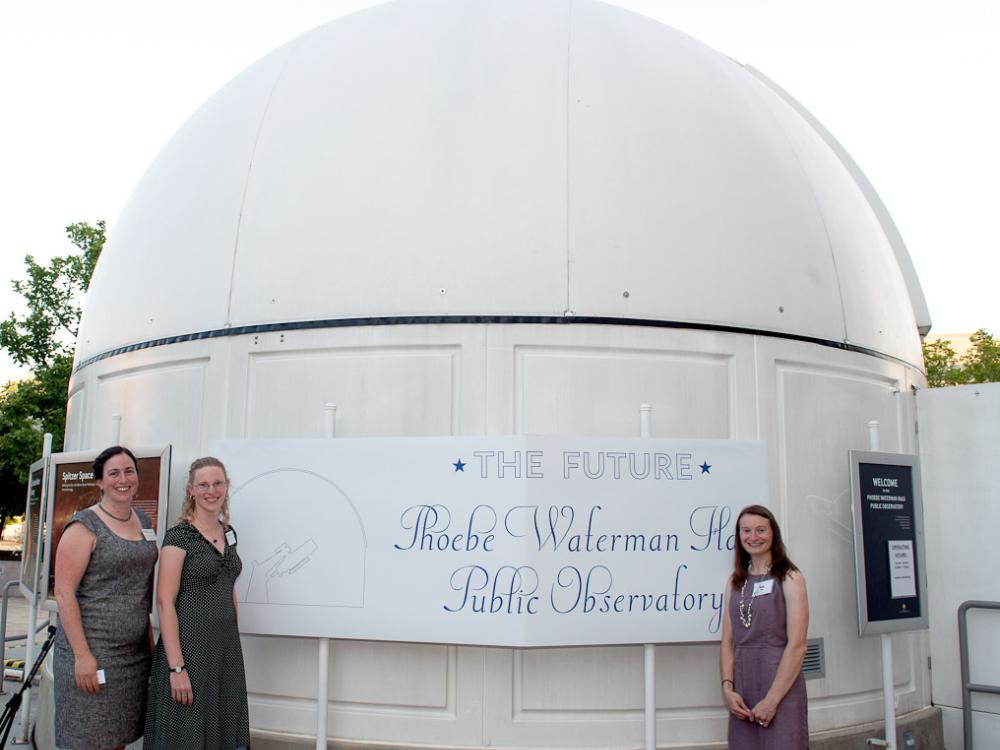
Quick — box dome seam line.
[224,41,301,329]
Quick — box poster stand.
[850,419,929,750]
[19,432,52,742]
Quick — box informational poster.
[887,540,916,599]
[213,436,769,647]
[849,450,928,635]
[41,447,171,606]
[20,457,50,598]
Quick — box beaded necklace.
[99,502,133,522]
[738,564,772,629]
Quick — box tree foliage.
[922,329,1000,388]
[0,221,104,530]
[0,220,103,369]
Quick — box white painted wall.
[918,382,1000,750]
[43,322,931,747]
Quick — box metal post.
[0,580,20,694]
[315,638,329,749]
[314,403,337,749]
[323,404,337,441]
[639,404,656,750]
[111,414,122,445]
[20,433,52,739]
[867,420,896,750]
[867,420,881,453]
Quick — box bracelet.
[721,679,734,688]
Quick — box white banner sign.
[212,437,768,646]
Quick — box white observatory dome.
[76,0,928,371]
[55,3,939,747]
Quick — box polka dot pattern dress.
[144,522,249,749]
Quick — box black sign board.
[849,451,928,635]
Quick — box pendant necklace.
[738,563,772,629]
[99,502,132,522]
[195,521,222,545]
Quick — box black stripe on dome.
[73,315,918,372]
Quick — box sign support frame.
[850,419,929,749]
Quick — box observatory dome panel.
[76,49,293,362]
[746,80,922,362]
[565,0,846,339]
[228,0,572,325]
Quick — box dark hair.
[93,445,138,480]
[731,504,798,589]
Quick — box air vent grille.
[802,638,825,680]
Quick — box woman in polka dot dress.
[144,457,250,749]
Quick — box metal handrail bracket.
[958,599,1000,750]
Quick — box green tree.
[0,220,104,369]
[961,329,1000,384]
[921,337,964,388]
[0,221,104,534]
[922,328,1000,387]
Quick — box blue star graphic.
[453,459,466,472]
[699,461,711,474]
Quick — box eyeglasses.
[193,480,228,492]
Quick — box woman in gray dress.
[53,446,159,750]
[720,505,809,749]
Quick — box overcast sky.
[1,0,997,383]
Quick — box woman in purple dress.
[720,505,809,749]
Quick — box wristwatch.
[170,664,186,673]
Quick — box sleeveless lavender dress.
[728,574,808,749]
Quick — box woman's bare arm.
[720,576,752,720]
[750,571,809,726]
[53,522,99,694]
[156,545,194,705]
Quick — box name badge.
[141,528,157,542]
[752,579,774,596]
[225,529,237,546]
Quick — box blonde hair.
[179,456,231,525]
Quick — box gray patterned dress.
[53,508,158,750]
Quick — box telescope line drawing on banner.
[231,468,367,608]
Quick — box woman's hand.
[170,670,194,706]
[750,694,780,727]
[723,684,752,721]
[73,651,100,694]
